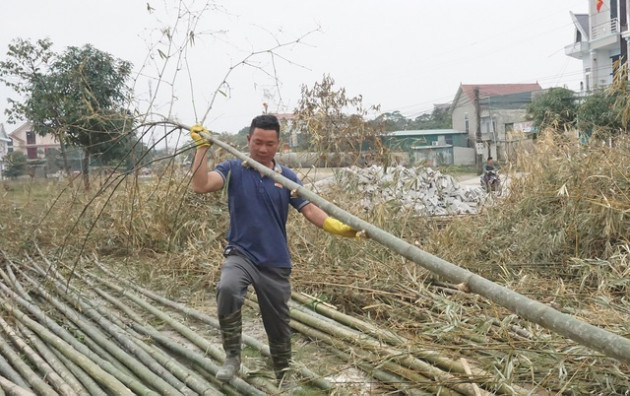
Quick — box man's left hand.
[190,124,211,148]
[323,217,366,239]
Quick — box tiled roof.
[460,83,542,100]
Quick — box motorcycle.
[480,170,501,193]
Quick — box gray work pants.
[216,251,292,342]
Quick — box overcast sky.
[1,0,587,138]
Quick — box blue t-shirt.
[214,159,309,268]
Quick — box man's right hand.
[190,124,211,148]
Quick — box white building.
[566,0,629,92]
[0,124,12,178]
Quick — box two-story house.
[451,83,542,161]
[8,121,60,160]
[566,0,629,92]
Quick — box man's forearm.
[191,148,209,192]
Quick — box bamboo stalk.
[0,375,36,396]
[48,345,107,396]
[0,350,29,390]
[289,318,450,396]
[129,322,266,396]
[66,321,139,380]
[90,259,338,393]
[83,270,281,395]
[0,316,72,396]
[21,265,190,396]
[16,322,89,396]
[21,261,138,381]
[0,284,136,395]
[32,255,265,396]
[195,127,630,366]
[0,258,32,302]
[291,292,530,395]
[0,319,58,396]
[135,339,222,396]
[85,286,222,396]
[282,299,494,396]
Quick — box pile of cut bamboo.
[0,247,560,395]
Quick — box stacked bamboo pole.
[90,258,337,393]
[1,247,543,395]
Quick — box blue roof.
[386,129,466,137]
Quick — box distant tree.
[375,111,410,131]
[3,151,27,179]
[0,38,54,123]
[0,40,135,189]
[526,87,577,132]
[605,62,630,139]
[410,105,452,130]
[577,89,627,139]
[44,148,61,174]
[293,74,385,166]
[375,106,451,132]
[0,38,73,171]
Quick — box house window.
[505,123,514,132]
[26,131,36,145]
[26,131,37,159]
[445,135,453,145]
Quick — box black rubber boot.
[270,337,293,386]
[216,311,242,381]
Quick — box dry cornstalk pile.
[0,132,628,394]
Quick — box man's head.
[249,114,280,137]
[247,114,280,166]
[487,156,493,164]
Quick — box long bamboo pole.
[0,347,29,390]
[48,346,107,396]
[84,272,280,395]
[0,281,140,396]
[89,259,338,393]
[0,316,71,396]
[291,293,534,396]
[16,323,90,396]
[289,319,444,396]
[0,294,135,396]
[193,127,630,365]
[17,268,182,396]
[0,325,58,396]
[22,263,192,396]
[35,257,260,396]
[0,375,35,396]
[247,295,489,396]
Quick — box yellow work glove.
[190,124,211,148]
[323,217,362,238]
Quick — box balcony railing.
[591,17,619,40]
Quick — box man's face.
[247,127,279,165]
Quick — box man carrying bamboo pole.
[190,114,359,386]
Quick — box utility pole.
[474,87,483,174]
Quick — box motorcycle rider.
[482,156,498,191]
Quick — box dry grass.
[1,133,629,393]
